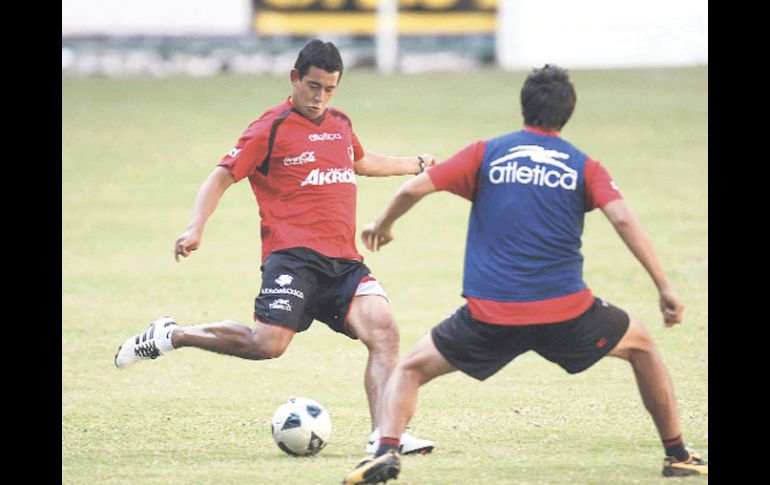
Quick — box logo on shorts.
[269,299,292,312]
[227,147,242,158]
[595,337,608,348]
[275,274,294,287]
[262,287,305,299]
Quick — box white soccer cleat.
[366,428,435,455]
[114,316,178,369]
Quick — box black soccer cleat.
[662,450,708,477]
[342,450,401,485]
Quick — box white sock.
[156,325,177,354]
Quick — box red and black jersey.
[219,98,365,262]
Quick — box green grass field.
[62,66,707,484]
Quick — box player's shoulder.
[524,130,590,161]
[256,100,294,123]
[555,135,590,161]
[241,100,294,136]
[325,106,353,126]
[483,130,525,151]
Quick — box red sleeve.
[351,129,365,162]
[427,141,486,201]
[217,120,270,182]
[584,158,622,211]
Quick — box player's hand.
[361,222,393,252]
[659,288,684,327]
[175,228,202,262]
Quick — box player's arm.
[601,199,684,326]
[175,166,236,261]
[354,150,436,176]
[361,172,437,251]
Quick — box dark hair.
[520,64,576,131]
[294,39,344,81]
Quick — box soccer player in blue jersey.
[343,65,707,484]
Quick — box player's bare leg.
[607,316,707,476]
[172,319,295,360]
[346,295,400,430]
[608,317,681,441]
[343,333,454,485]
[346,295,435,455]
[115,316,294,368]
[379,333,456,441]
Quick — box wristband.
[417,156,426,174]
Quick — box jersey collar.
[287,96,326,125]
[524,126,560,137]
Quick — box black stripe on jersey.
[257,108,293,176]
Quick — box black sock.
[662,434,689,461]
[375,437,400,457]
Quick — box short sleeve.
[427,141,486,201]
[584,158,623,211]
[351,129,365,162]
[218,121,270,182]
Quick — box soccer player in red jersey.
[114,39,434,454]
[343,65,707,484]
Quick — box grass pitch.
[62,66,707,484]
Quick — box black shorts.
[431,298,630,380]
[254,247,382,339]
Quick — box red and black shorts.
[254,247,388,339]
[431,298,630,380]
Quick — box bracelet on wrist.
[417,156,426,174]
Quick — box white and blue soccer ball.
[271,397,332,456]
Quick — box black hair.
[520,64,576,131]
[294,39,344,81]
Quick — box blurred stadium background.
[62,0,707,76]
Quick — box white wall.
[61,0,252,36]
[496,0,708,69]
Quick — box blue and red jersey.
[218,98,365,262]
[427,127,622,325]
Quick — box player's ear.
[290,68,300,84]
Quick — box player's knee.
[360,312,399,352]
[615,318,657,359]
[629,335,659,367]
[240,338,288,360]
[397,356,435,386]
[630,320,656,352]
[241,325,292,360]
[262,336,291,359]
[398,354,421,375]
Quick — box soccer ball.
[271,397,332,456]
